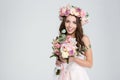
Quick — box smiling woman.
[51,4,93,80]
[65,15,77,37]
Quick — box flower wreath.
[59,4,89,25]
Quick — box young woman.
[55,5,93,80]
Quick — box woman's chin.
[67,32,74,35]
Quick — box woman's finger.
[55,60,61,66]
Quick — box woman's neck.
[67,33,75,38]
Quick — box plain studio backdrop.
[0,0,120,80]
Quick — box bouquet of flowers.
[50,29,66,61]
[50,29,78,75]
[60,35,78,63]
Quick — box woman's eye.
[65,20,70,23]
[73,21,76,24]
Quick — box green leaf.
[50,54,56,58]
[56,69,60,75]
[61,29,66,33]
[52,47,54,50]
[86,12,89,17]
[66,58,69,64]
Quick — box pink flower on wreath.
[80,10,86,17]
[59,7,66,16]
[81,17,89,25]
[65,9,70,16]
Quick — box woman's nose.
[69,23,72,27]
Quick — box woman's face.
[65,15,77,37]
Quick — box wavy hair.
[59,16,86,54]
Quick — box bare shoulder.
[82,34,91,44]
[82,34,92,52]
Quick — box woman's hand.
[69,56,75,62]
[59,55,67,63]
[55,59,62,67]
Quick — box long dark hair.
[59,16,86,54]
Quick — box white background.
[0,0,120,80]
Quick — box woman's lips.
[67,28,73,32]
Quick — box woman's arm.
[55,56,67,66]
[69,35,93,68]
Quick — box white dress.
[54,54,90,80]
